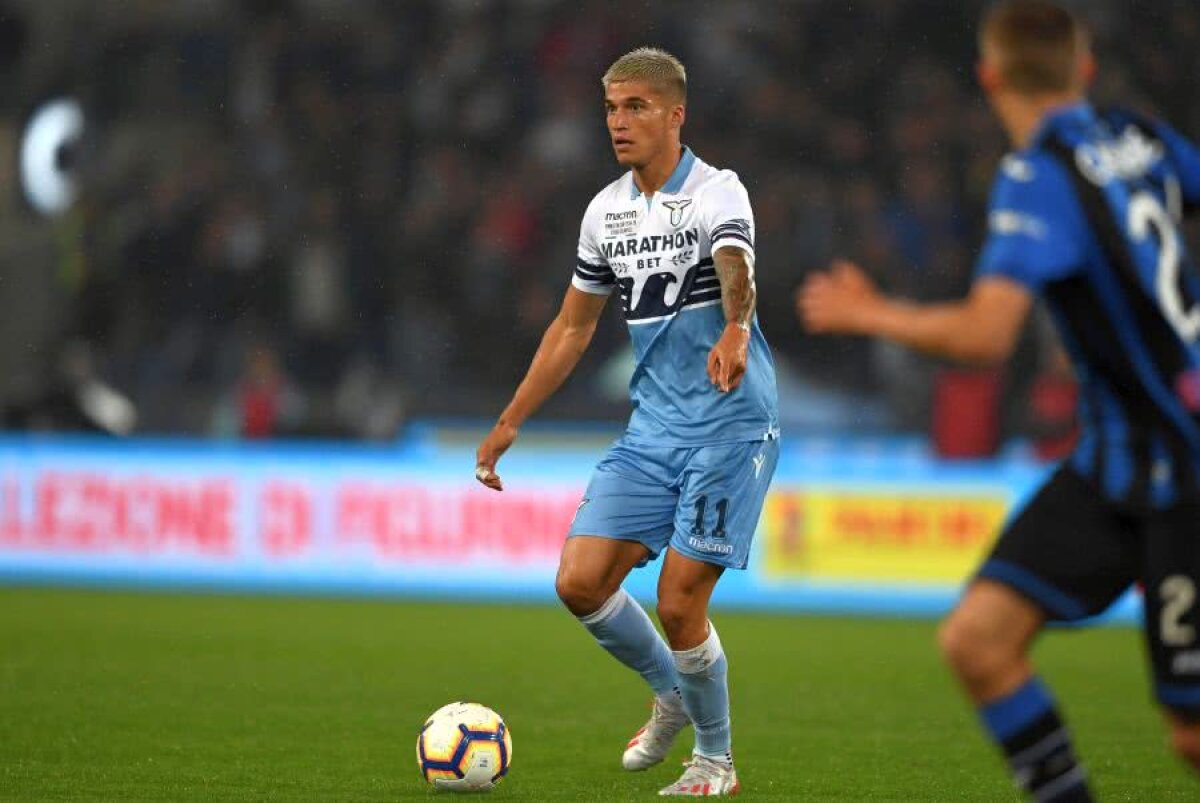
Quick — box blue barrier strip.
[0,563,1141,624]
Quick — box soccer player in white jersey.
[475,47,779,796]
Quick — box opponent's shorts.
[976,465,1200,719]
[567,435,780,570]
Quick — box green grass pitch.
[0,586,1195,800]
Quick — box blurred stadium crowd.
[0,0,1197,445]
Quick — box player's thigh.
[566,439,679,568]
[1140,495,1200,721]
[670,439,779,571]
[975,465,1138,622]
[557,535,650,597]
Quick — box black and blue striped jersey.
[976,102,1200,508]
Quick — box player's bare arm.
[707,245,755,392]
[797,259,1033,366]
[475,287,608,491]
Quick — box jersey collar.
[1028,101,1094,148]
[629,146,696,199]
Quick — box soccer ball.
[416,701,512,792]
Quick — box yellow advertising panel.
[761,486,1010,583]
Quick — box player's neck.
[1004,93,1085,149]
[631,145,684,197]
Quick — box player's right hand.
[796,259,879,334]
[475,422,518,492]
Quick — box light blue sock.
[673,622,731,762]
[579,589,681,700]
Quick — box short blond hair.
[982,0,1088,94]
[602,47,687,103]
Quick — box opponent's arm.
[475,286,608,490]
[798,260,1033,366]
[707,245,756,392]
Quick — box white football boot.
[658,754,740,796]
[622,696,690,771]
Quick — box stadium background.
[1,1,1198,799]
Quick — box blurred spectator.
[211,343,301,440]
[287,188,350,386]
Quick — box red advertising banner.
[0,469,579,567]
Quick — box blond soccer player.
[476,48,780,796]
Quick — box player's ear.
[976,60,1001,94]
[1079,52,1097,86]
[671,102,685,130]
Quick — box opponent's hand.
[797,259,880,334]
[475,422,518,492]
[707,322,750,393]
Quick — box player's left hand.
[797,259,880,334]
[707,322,750,393]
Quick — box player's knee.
[1168,720,1200,771]
[655,592,701,642]
[936,617,966,670]
[937,614,1013,684]
[554,566,611,617]
[654,596,686,637]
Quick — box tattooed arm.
[706,245,756,392]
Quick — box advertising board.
[0,434,1138,622]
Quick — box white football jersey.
[572,147,779,446]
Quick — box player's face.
[604,80,683,168]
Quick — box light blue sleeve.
[974,155,1087,290]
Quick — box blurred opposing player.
[799,1,1200,798]
[476,47,779,796]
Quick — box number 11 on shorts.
[690,496,729,538]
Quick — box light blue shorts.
[568,435,779,570]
